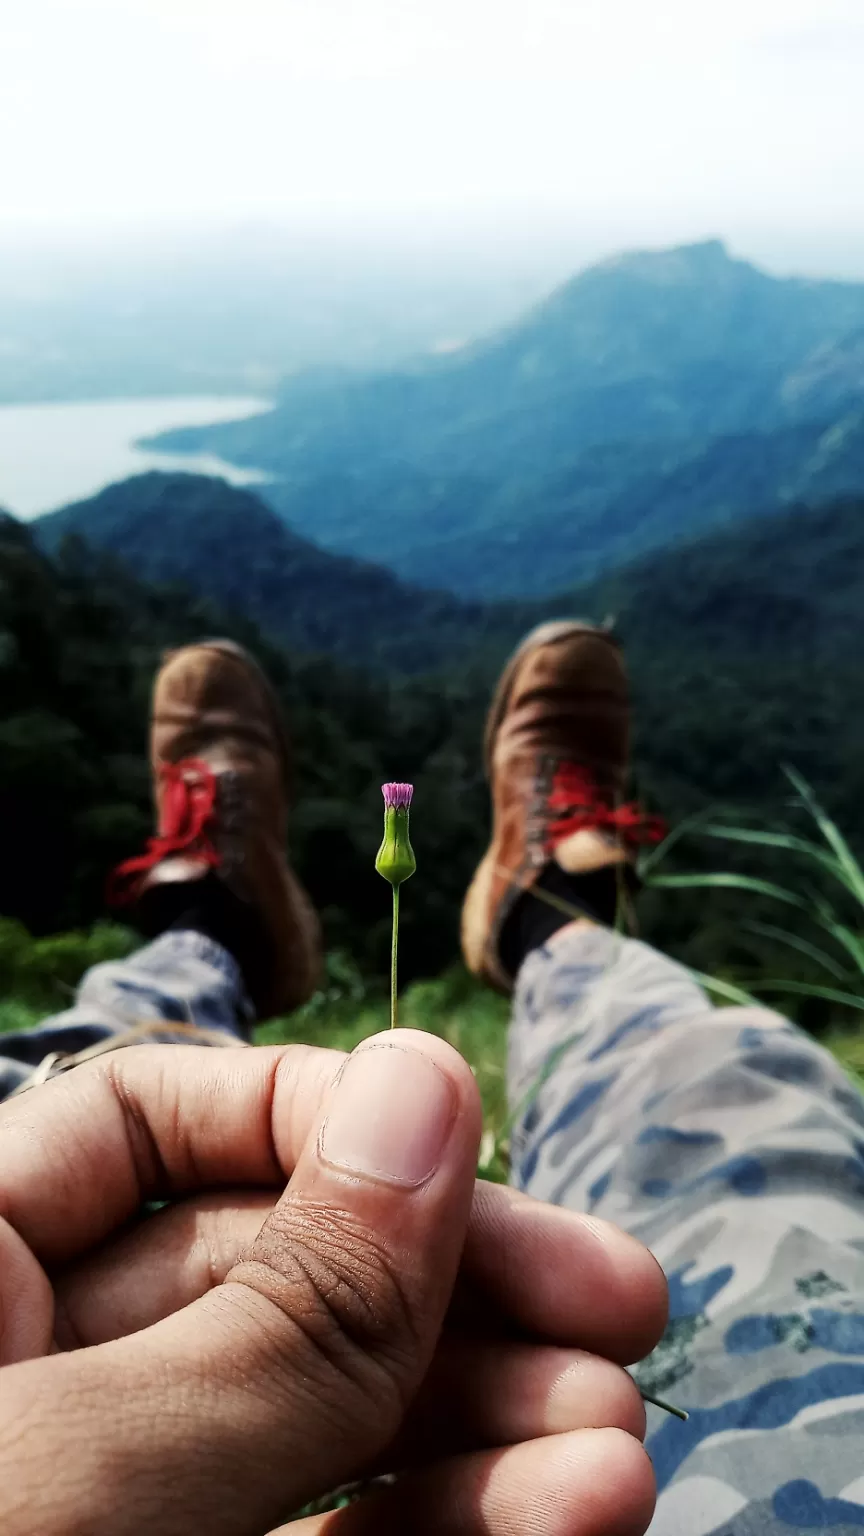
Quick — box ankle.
[136,873,273,1013]
[498,861,638,980]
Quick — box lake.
[0,396,272,521]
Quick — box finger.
[0,1031,484,1535]
[397,1337,646,1461]
[0,1041,343,1262]
[56,1210,645,1454]
[54,1220,647,1467]
[52,1179,665,1368]
[462,1183,668,1364]
[276,1428,655,1536]
[0,1040,666,1366]
[0,1217,53,1365]
[52,1193,275,1348]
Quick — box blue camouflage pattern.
[0,930,249,1099]
[509,921,864,1534]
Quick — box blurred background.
[2,0,864,1100]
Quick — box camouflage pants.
[510,922,864,1534]
[0,931,249,1099]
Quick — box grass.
[643,769,864,1012]
[3,769,864,1161]
[641,767,864,1092]
[0,927,512,1177]
[256,959,511,1181]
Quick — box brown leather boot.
[461,620,662,993]
[111,640,322,1020]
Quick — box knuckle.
[229,1199,420,1413]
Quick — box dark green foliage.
[0,511,493,981]
[5,486,864,1007]
[595,497,863,833]
[143,241,864,596]
[0,917,137,1021]
[37,473,514,673]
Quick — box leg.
[0,928,252,1100]
[462,621,864,1533]
[510,921,864,1535]
[2,639,321,1101]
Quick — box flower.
[376,782,416,886]
[382,782,413,810]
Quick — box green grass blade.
[783,767,864,904]
[753,888,864,978]
[648,872,811,912]
[638,811,713,877]
[650,870,864,977]
[741,919,850,981]
[746,978,864,1010]
[698,824,845,882]
[689,971,761,1006]
[821,921,864,975]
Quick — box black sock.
[136,873,273,1005]
[498,861,640,980]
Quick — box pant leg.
[510,922,864,1536]
[0,930,253,1101]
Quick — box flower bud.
[376,782,416,886]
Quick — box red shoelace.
[545,762,667,854]
[109,757,220,904]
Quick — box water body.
[0,396,272,521]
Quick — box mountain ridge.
[144,239,864,596]
[34,469,863,686]
[35,472,510,672]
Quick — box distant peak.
[572,237,762,292]
[597,237,733,273]
[680,238,731,261]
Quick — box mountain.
[33,470,864,832]
[36,472,515,673]
[146,241,864,595]
[0,227,550,404]
[259,409,864,599]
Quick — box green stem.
[390,883,400,1030]
[639,1390,689,1421]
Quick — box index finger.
[0,1043,342,1262]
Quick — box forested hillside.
[0,510,489,979]
[145,241,864,595]
[37,473,509,673]
[5,482,862,992]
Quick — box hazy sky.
[4,0,864,274]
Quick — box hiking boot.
[461,621,662,993]
[111,640,321,1019]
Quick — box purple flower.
[382,782,413,809]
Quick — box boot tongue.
[139,856,216,888]
[554,827,631,874]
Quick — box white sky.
[3,0,864,272]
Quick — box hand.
[0,1031,666,1535]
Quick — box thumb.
[0,1031,482,1536]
